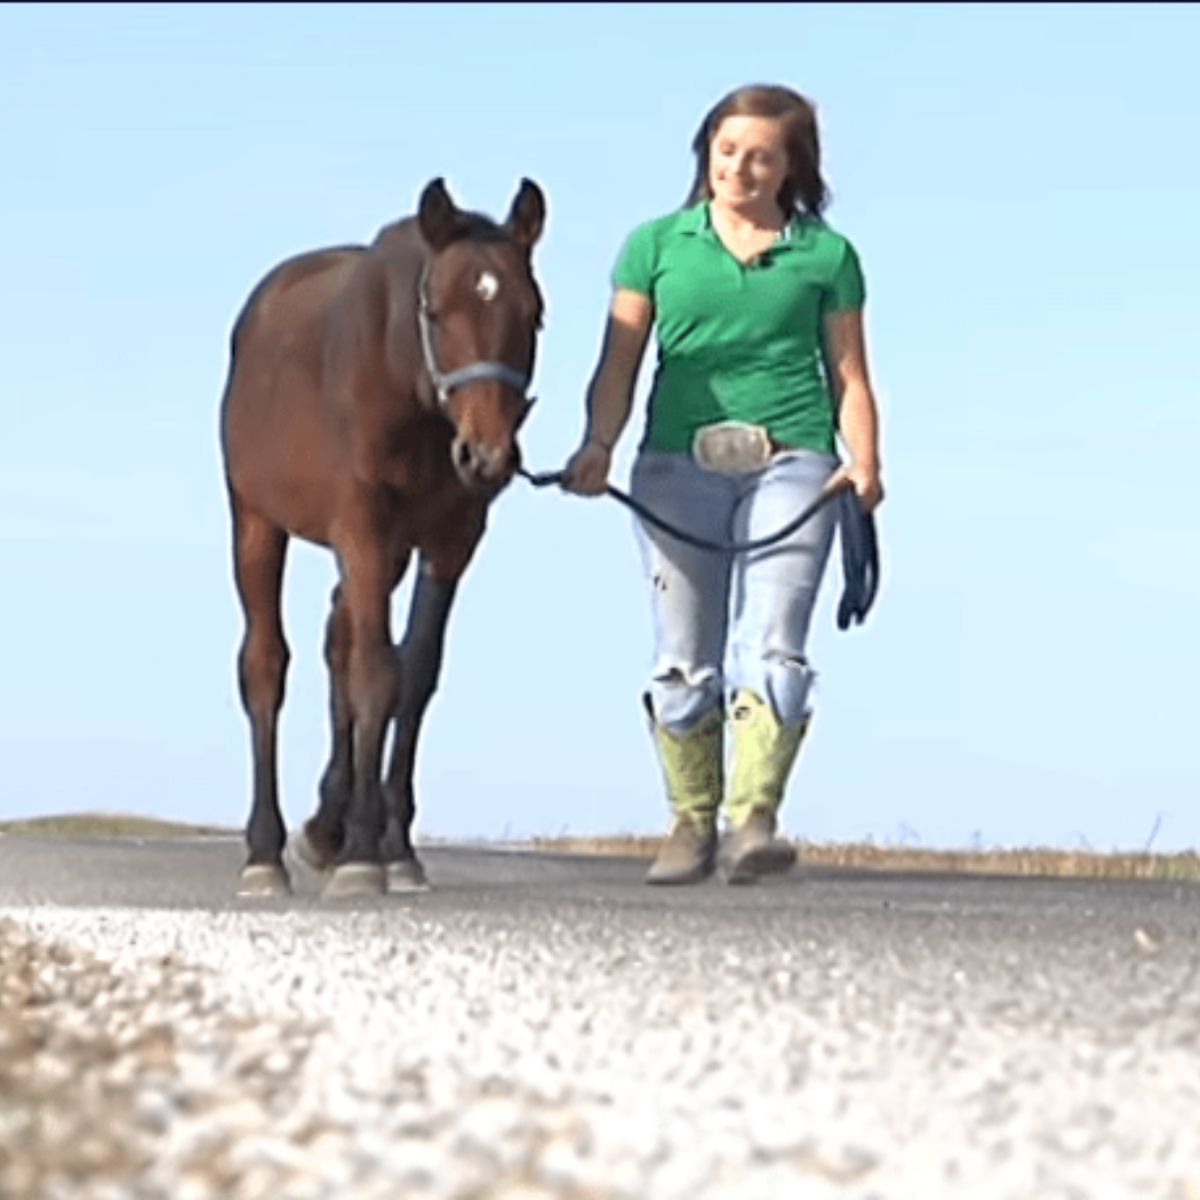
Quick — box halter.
[416,265,533,410]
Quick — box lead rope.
[517,466,848,554]
[517,467,878,629]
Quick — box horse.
[219,177,546,899]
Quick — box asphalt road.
[2,834,1198,1199]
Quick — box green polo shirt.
[611,202,865,455]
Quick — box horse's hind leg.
[382,564,461,892]
[230,500,292,897]
[293,585,352,873]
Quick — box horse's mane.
[369,210,511,262]
[446,211,510,244]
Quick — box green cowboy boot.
[722,689,809,884]
[644,699,723,886]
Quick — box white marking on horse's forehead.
[476,271,500,302]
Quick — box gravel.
[2,865,1200,1199]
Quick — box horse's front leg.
[324,547,399,899]
[382,563,460,891]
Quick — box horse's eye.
[476,272,499,302]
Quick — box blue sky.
[2,3,1197,852]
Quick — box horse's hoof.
[289,826,334,874]
[236,864,292,898]
[387,858,430,893]
[322,862,386,899]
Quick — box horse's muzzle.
[451,436,516,492]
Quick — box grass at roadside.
[529,835,1200,882]
[0,814,235,839]
[3,814,1196,881]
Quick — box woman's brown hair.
[686,84,830,218]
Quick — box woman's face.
[707,115,789,215]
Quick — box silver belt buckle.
[692,421,772,475]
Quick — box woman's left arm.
[823,307,885,512]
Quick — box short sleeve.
[611,221,657,296]
[824,238,866,313]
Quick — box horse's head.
[416,177,546,492]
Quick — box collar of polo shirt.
[674,201,815,253]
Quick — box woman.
[562,83,885,885]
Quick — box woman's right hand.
[560,439,612,496]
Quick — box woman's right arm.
[560,288,654,495]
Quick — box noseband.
[416,267,534,411]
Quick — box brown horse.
[219,177,546,899]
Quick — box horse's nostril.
[451,438,485,481]
[451,437,513,486]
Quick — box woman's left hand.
[829,461,884,513]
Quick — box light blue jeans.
[630,447,841,733]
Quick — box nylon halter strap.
[416,265,532,410]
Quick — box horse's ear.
[418,177,463,252]
[505,178,546,251]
